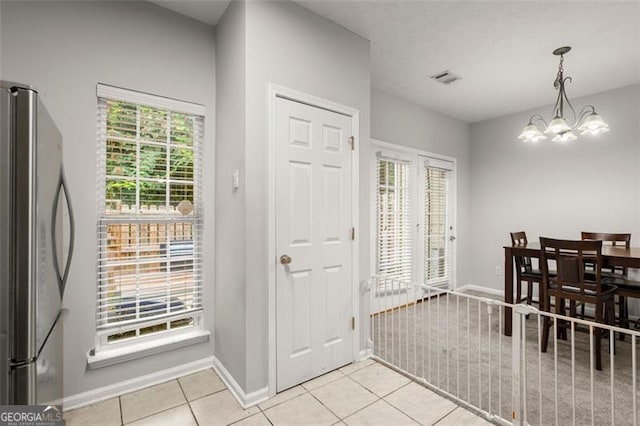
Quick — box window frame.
[94,84,206,353]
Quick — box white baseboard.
[359,348,373,360]
[456,284,504,297]
[63,356,214,411]
[212,357,269,409]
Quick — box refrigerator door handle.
[51,167,74,298]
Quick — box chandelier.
[518,46,609,143]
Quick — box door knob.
[280,254,292,265]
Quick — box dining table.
[503,242,640,336]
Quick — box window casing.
[96,84,205,349]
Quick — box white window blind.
[96,87,204,345]
[375,154,412,282]
[424,163,451,284]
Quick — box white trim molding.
[456,284,504,297]
[63,356,214,411]
[96,83,206,116]
[359,348,373,360]
[87,329,210,369]
[212,357,269,409]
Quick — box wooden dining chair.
[581,232,630,275]
[539,237,617,371]
[581,232,632,336]
[510,231,542,306]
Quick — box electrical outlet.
[495,266,502,276]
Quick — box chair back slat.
[540,237,602,296]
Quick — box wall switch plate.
[232,169,239,190]
[495,266,502,276]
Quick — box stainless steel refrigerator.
[0,81,74,405]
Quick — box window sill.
[87,329,210,370]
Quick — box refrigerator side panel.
[9,87,37,404]
[0,87,10,405]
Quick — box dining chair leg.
[541,316,550,353]
[595,303,603,371]
[608,299,617,355]
[556,297,567,340]
[541,296,551,353]
[527,281,533,305]
[569,300,577,318]
[516,279,522,304]
[619,295,627,341]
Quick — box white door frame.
[267,84,360,397]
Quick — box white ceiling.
[150,0,230,25]
[151,0,640,123]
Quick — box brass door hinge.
[351,317,355,330]
[350,227,355,240]
[349,136,355,151]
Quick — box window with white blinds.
[96,84,204,346]
[424,164,451,284]
[375,155,412,282]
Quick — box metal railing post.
[511,304,531,426]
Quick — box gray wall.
[214,0,247,393]
[214,0,371,393]
[370,88,472,287]
[469,85,640,291]
[0,1,216,398]
[244,0,370,393]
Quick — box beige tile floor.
[64,359,492,426]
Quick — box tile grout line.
[431,406,460,425]
[256,405,275,426]
[336,363,426,423]
[186,386,227,404]
[379,395,423,425]
[176,377,200,426]
[305,385,344,422]
[123,401,187,424]
[259,370,347,414]
[235,362,376,422]
[323,368,386,423]
[119,396,124,426]
[120,381,188,425]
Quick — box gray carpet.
[371,291,638,425]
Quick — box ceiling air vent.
[431,70,462,85]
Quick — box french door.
[418,156,455,289]
[373,144,456,295]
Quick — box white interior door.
[275,96,354,392]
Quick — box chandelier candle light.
[518,46,610,143]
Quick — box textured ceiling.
[152,0,640,123]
